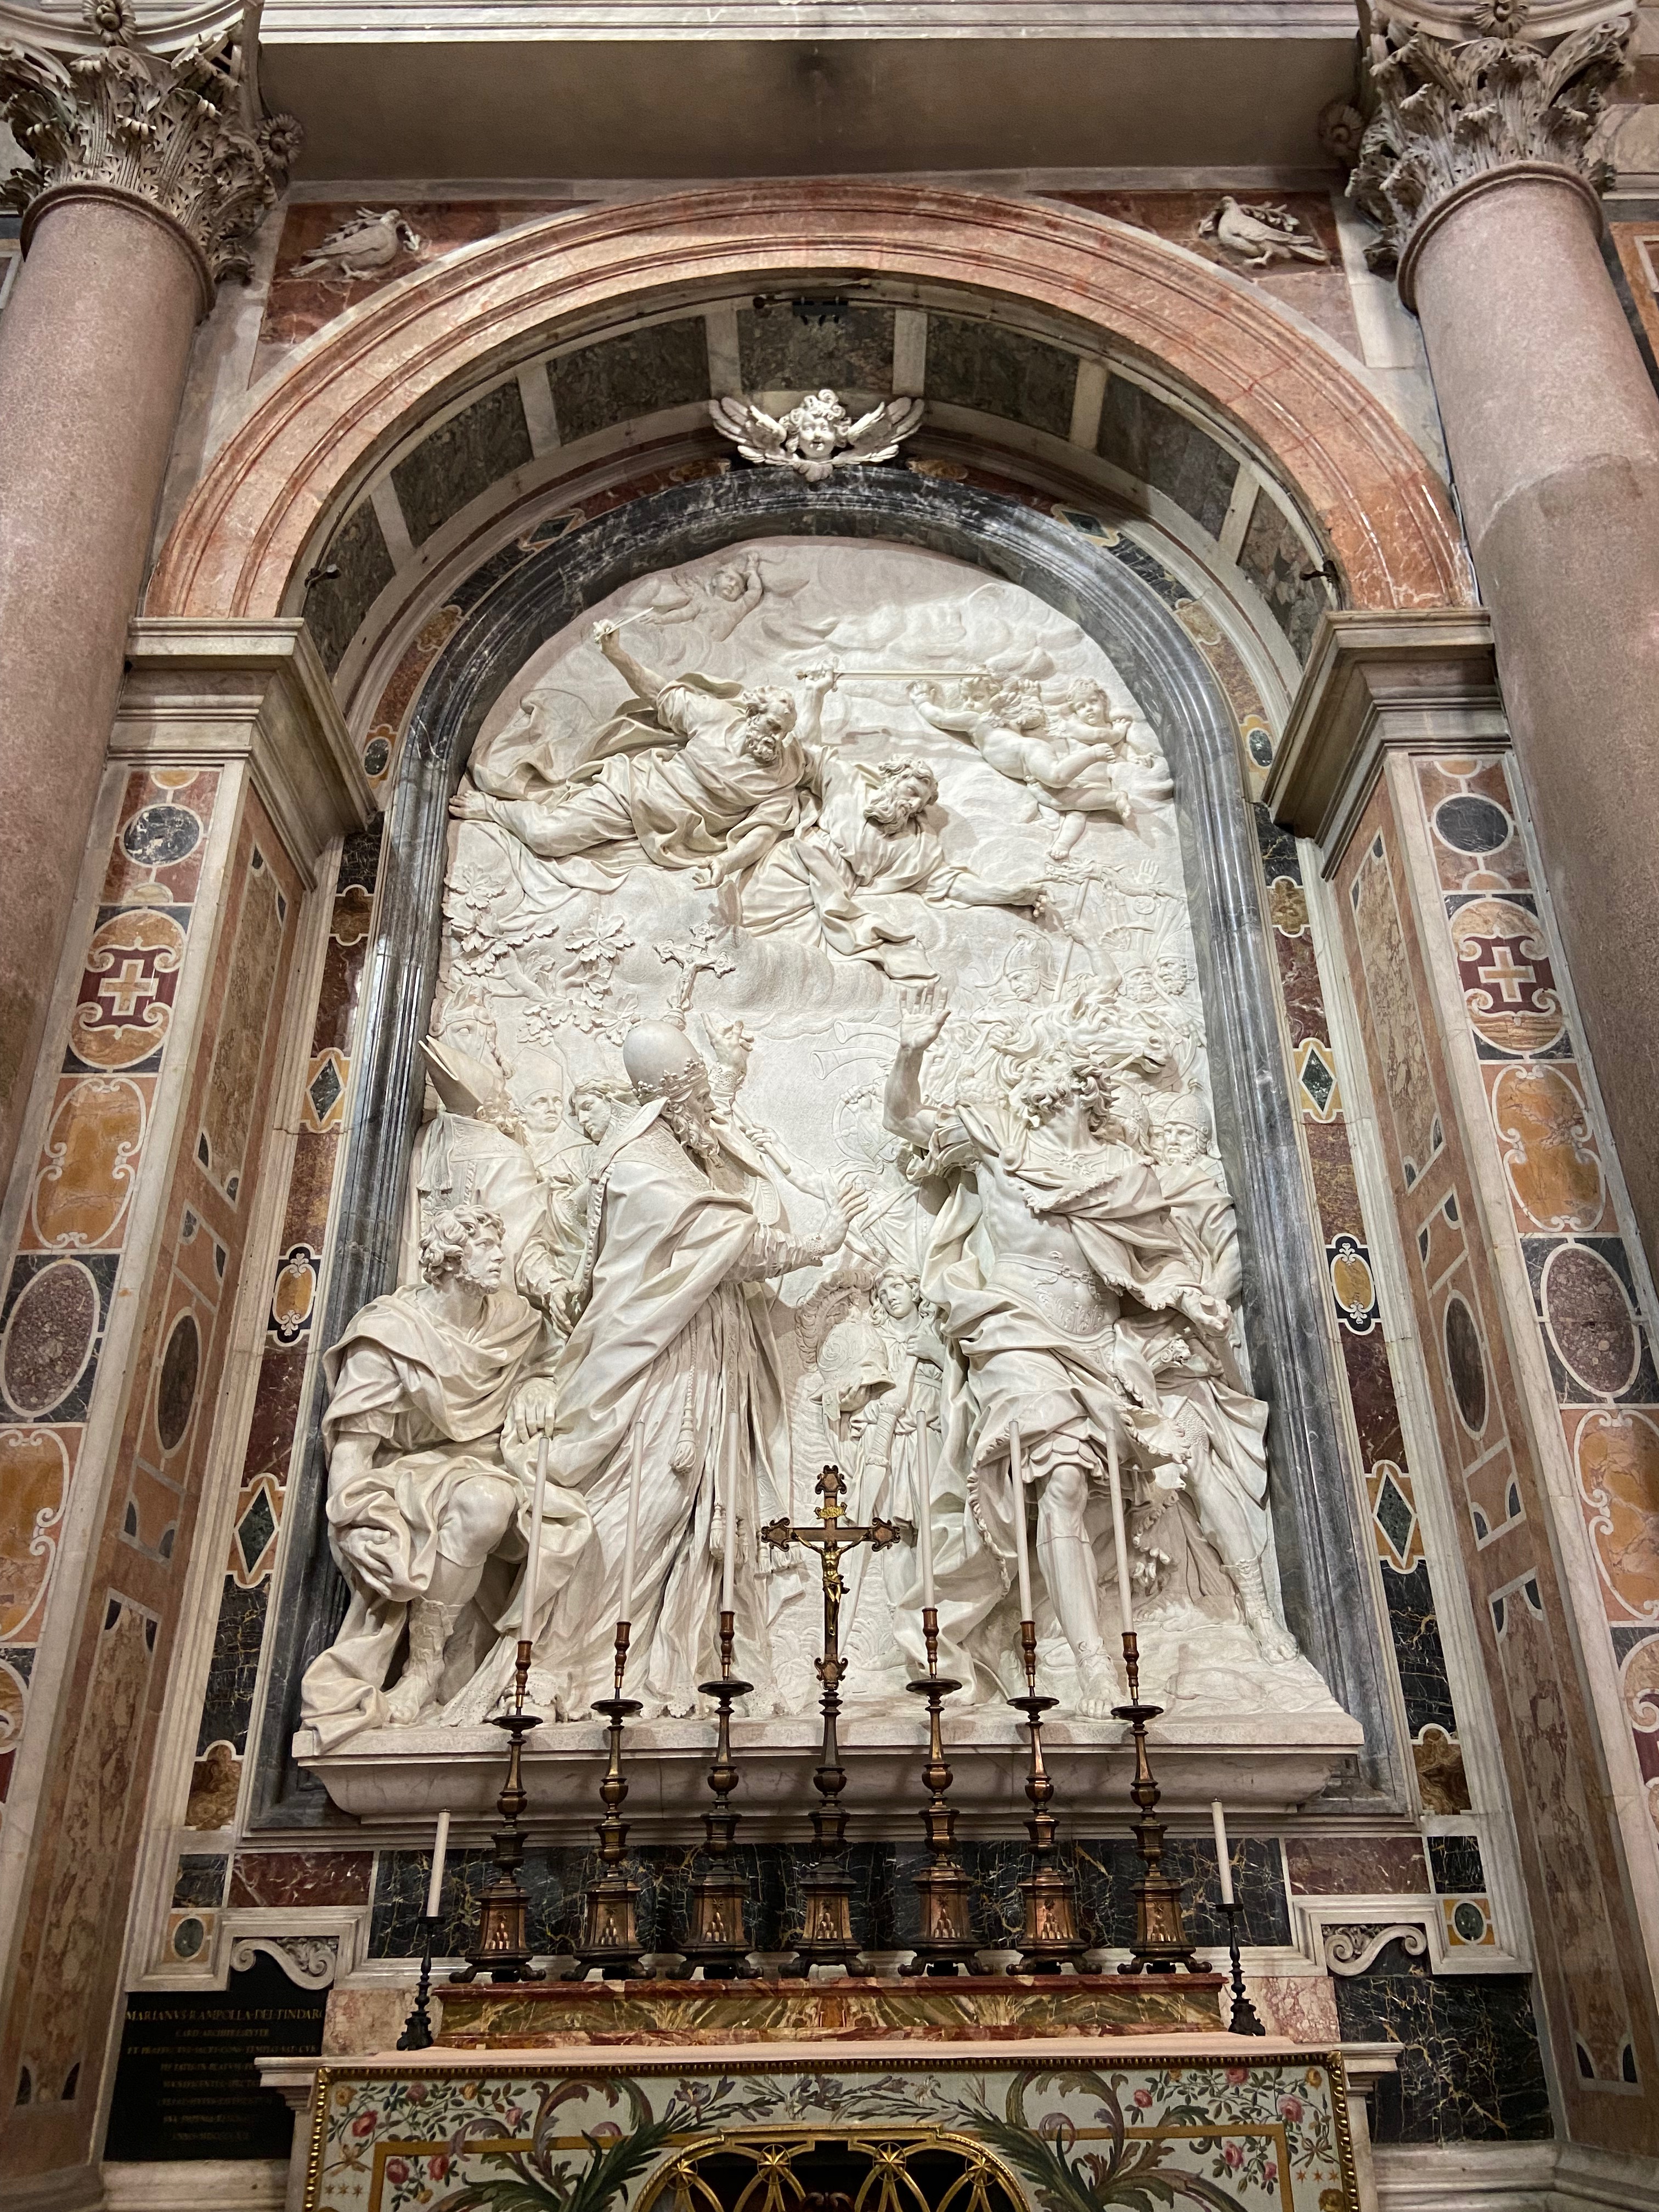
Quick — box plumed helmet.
[622,1018,702,1096]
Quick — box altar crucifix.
[762,1464,895,1971]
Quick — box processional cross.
[762,1464,895,1971]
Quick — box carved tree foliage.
[1352,4,1633,273]
[0,0,301,284]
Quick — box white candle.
[1106,1432,1135,1637]
[517,1431,550,1640]
[618,1424,644,1624]
[1211,1798,1234,1906]
[425,1808,450,1920]
[1009,1421,1033,1623]
[719,1451,737,1617]
[915,1425,936,1614]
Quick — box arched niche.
[251,465,1407,1829]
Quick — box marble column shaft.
[0,192,201,1202]
[1406,166,1659,1272]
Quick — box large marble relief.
[300,539,1351,1768]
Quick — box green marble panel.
[306,501,394,676]
[1238,488,1329,664]
[551,318,710,447]
[392,381,534,547]
[737,304,895,395]
[1098,375,1239,538]
[925,314,1077,440]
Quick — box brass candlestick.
[762,1465,895,1973]
[1008,1619,1087,1972]
[1113,1629,1199,1972]
[450,1639,547,1984]
[577,1621,646,1979]
[900,1605,977,1975]
[679,1607,756,1979]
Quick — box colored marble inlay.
[0,770,217,1820]
[1331,766,1658,2138]
[188,830,382,1826]
[2,791,309,2172]
[1417,753,1659,1853]
[1254,808,1471,1818]
[1331,1937,1553,2142]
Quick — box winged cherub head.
[786,389,856,462]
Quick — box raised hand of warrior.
[897,980,950,1054]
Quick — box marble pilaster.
[0,622,368,2196]
[1270,608,1659,2155]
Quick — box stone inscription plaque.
[104,1953,325,2162]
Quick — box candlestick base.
[680,1863,755,1978]
[789,1872,864,1973]
[1222,1899,1267,2034]
[450,1707,548,1985]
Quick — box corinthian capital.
[0,1,301,305]
[1350,2,1633,289]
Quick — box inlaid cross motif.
[97,957,161,1020]
[1476,942,1535,1005]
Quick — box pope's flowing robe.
[449,1099,796,1722]
[299,1286,586,1751]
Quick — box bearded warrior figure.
[884,984,1294,1714]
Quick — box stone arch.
[149,180,1469,631]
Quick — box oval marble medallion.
[1542,1244,1640,1400]
[121,804,201,868]
[69,909,187,1070]
[1443,1294,1488,1436]
[0,1429,69,1638]
[1434,794,1513,855]
[30,1077,146,1251]
[156,1312,200,1454]
[1492,1062,1602,1232]
[1,1260,100,1417]
[1576,1410,1659,1620]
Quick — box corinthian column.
[0,1,297,1196]
[1346,3,1659,1268]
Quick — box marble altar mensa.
[295,537,1360,1825]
